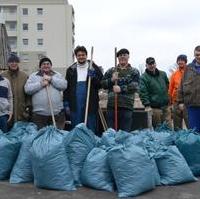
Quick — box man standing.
[139,57,171,128]
[24,57,67,129]
[0,74,13,133]
[63,46,103,133]
[169,55,188,130]
[177,46,200,133]
[1,54,30,127]
[101,48,140,132]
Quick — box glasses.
[118,54,129,57]
[195,53,200,57]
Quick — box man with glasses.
[139,57,171,128]
[177,46,200,133]
[25,57,67,129]
[101,48,140,132]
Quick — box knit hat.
[7,54,20,63]
[117,48,129,57]
[39,57,52,67]
[146,57,155,65]
[176,54,187,63]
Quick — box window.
[9,6,16,14]
[37,23,43,31]
[22,23,28,31]
[22,8,28,15]
[9,22,16,30]
[21,53,29,62]
[8,37,17,49]
[37,8,43,15]
[38,53,45,60]
[37,38,43,46]
[23,38,28,46]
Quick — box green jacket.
[139,68,169,108]
[101,64,140,110]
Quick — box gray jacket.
[24,70,67,116]
[0,75,13,116]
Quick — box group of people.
[0,45,200,134]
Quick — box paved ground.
[0,179,199,199]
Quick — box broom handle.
[114,47,118,131]
[46,85,56,127]
[84,46,94,125]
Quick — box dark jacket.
[177,60,200,106]
[101,64,140,110]
[63,61,103,113]
[139,68,169,108]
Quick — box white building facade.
[0,0,75,74]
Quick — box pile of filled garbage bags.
[0,122,200,198]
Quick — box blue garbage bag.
[0,131,20,180]
[154,145,197,185]
[7,122,37,140]
[30,126,75,191]
[97,128,116,147]
[108,143,156,197]
[10,125,38,183]
[175,131,200,176]
[81,146,114,192]
[65,123,97,186]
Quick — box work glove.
[178,103,184,111]
[63,101,70,116]
[88,69,96,78]
[145,106,152,112]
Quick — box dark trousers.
[173,104,188,130]
[188,107,200,133]
[0,114,8,133]
[107,108,133,132]
[32,111,65,130]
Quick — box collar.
[36,70,56,76]
[146,68,159,76]
[0,75,4,81]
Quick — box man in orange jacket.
[169,54,188,130]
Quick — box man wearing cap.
[1,54,30,127]
[139,57,171,128]
[177,46,200,133]
[101,48,140,132]
[63,46,103,133]
[169,55,188,130]
[24,57,67,129]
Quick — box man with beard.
[63,46,103,133]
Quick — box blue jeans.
[0,115,9,133]
[107,108,133,132]
[188,107,200,133]
[70,81,97,133]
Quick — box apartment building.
[0,0,75,74]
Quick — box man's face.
[40,61,52,74]
[8,61,19,71]
[194,50,200,64]
[118,54,129,67]
[76,51,87,64]
[177,60,186,69]
[146,63,156,72]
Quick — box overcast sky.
[69,0,200,73]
